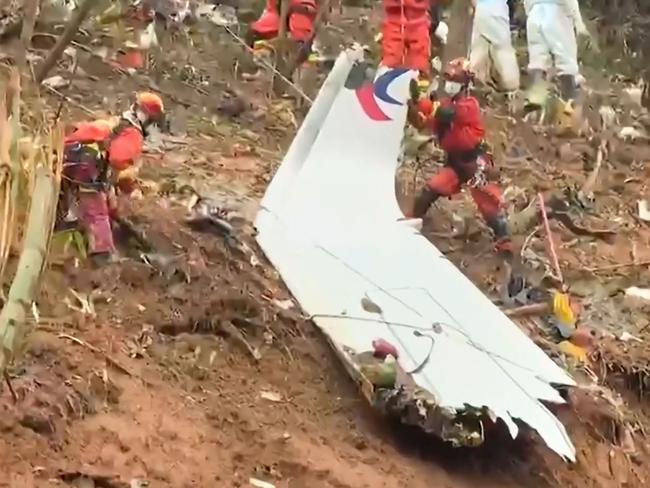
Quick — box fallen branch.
[220,321,262,362]
[578,139,607,203]
[42,84,94,115]
[35,0,98,84]
[57,333,149,384]
[585,259,650,273]
[503,302,549,318]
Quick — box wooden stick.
[4,372,17,403]
[58,333,150,384]
[538,192,564,284]
[504,302,549,318]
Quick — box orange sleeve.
[64,123,110,144]
[107,127,144,171]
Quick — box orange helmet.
[443,57,474,85]
[135,92,165,121]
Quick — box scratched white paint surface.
[255,49,576,461]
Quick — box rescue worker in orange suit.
[406,58,524,295]
[248,0,317,65]
[62,92,166,265]
[382,0,432,76]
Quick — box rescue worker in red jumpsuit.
[248,0,317,65]
[406,58,523,295]
[62,92,166,265]
[382,0,431,76]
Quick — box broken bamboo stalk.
[0,70,21,284]
[0,161,60,376]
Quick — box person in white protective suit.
[469,0,520,93]
[523,0,590,111]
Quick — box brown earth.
[2,5,650,488]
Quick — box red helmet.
[135,92,165,121]
[443,57,474,84]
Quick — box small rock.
[20,412,54,435]
[557,143,579,162]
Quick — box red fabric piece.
[116,49,145,69]
[384,0,428,9]
[78,191,115,254]
[66,122,144,171]
[372,338,399,359]
[381,0,431,73]
[431,95,485,153]
[425,167,504,221]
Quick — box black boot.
[486,213,510,248]
[486,213,525,297]
[411,187,440,218]
[558,74,578,102]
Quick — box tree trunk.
[34,0,97,83]
[16,0,40,71]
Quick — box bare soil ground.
[2,6,650,488]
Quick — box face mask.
[444,81,463,96]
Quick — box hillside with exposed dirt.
[1,2,650,488]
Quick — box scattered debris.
[637,200,650,222]
[618,126,645,142]
[249,478,276,488]
[503,302,549,318]
[271,298,294,310]
[259,390,283,403]
[42,75,70,89]
[624,286,650,308]
[618,331,642,343]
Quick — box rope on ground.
[221,25,314,106]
